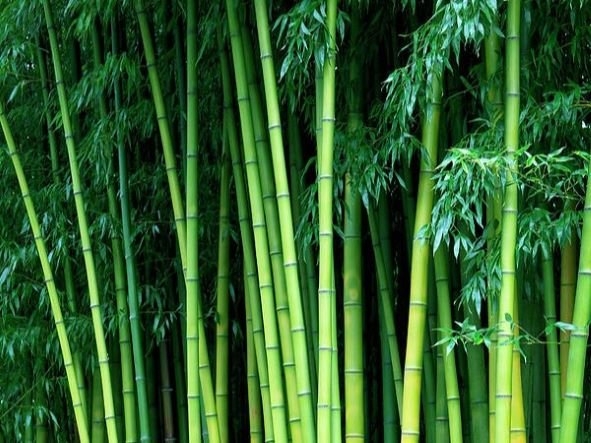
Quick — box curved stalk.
[41,2,118,440]
[0,100,90,442]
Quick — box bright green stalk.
[134,0,186,266]
[223,4,289,438]
[433,248,462,443]
[400,75,442,443]
[41,2,118,441]
[186,0,202,441]
[495,1,520,441]
[35,36,89,421]
[219,35,276,440]
[111,17,150,443]
[214,141,232,443]
[0,103,89,442]
[559,133,591,443]
[317,0,338,439]
[135,2,218,439]
[239,23,302,440]
[252,3,316,439]
[542,249,561,443]
[245,272,264,443]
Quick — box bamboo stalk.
[111,15,151,442]
[42,2,118,440]
[494,1,520,441]
[214,135,232,443]
[317,0,339,439]
[433,247,463,443]
[252,3,316,439]
[221,8,288,438]
[542,249,561,443]
[400,68,442,443]
[186,0,202,440]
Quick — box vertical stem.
[252,3,316,439]
[317,0,339,439]
[559,132,591,443]
[542,249,561,443]
[223,5,289,438]
[111,15,151,443]
[214,139,232,443]
[186,0,202,441]
[400,72,442,443]
[559,229,576,397]
[433,247,462,443]
[495,1,520,441]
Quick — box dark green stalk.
[214,134,232,443]
[287,113,319,393]
[91,20,138,443]
[91,367,106,443]
[433,247,462,443]
[111,16,151,443]
[245,269,264,443]
[542,249,561,443]
[159,342,176,442]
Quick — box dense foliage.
[0,0,590,442]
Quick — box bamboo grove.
[1,0,591,442]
